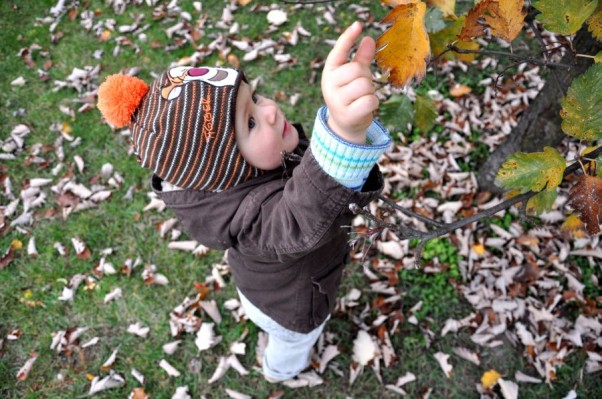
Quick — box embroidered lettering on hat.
[200,98,216,139]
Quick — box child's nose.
[263,100,278,125]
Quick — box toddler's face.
[234,81,299,170]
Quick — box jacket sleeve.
[230,147,383,263]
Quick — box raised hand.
[321,21,379,144]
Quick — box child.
[97,21,391,382]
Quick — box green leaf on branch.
[429,16,480,62]
[587,3,602,41]
[414,94,437,133]
[560,63,602,141]
[380,94,415,132]
[425,7,446,33]
[533,0,598,35]
[496,147,566,193]
[526,188,558,215]
[595,51,602,63]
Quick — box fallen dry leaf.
[89,370,125,394]
[195,323,221,352]
[127,322,150,338]
[16,353,38,381]
[352,330,378,366]
[171,386,192,399]
[103,287,122,304]
[225,388,252,399]
[498,378,519,399]
[450,83,472,97]
[0,246,15,270]
[159,359,181,377]
[129,387,149,399]
[163,340,181,355]
[100,348,119,371]
[434,352,453,378]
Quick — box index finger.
[324,21,363,72]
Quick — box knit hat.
[97,66,263,191]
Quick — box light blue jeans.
[238,289,328,381]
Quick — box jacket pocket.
[310,265,343,327]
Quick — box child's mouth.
[282,120,290,138]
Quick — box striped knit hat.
[97,66,263,191]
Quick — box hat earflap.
[97,74,149,128]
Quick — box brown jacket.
[153,127,384,333]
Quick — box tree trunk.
[476,27,600,194]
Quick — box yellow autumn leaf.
[427,0,456,18]
[485,0,527,42]
[61,121,72,134]
[11,239,23,250]
[471,243,485,256]
[561,214,587,238]
[481,369,502,389]
[582,145,601,171]
[376,1,431,87]
[383,0,420,5]
[449,83,472,97]
[99,30,112,41]
[588,3,602,41]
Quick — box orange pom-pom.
[97,74,149,128]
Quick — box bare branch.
[364,145,602,265]
[447,44,573,69]
[377,195,444,228]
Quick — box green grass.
[1,1,600,398]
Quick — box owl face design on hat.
[161,67,239,101]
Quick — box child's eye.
[252,92,258,104]
[248,117,256,130]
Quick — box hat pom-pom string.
[97,74,149,128]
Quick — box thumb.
[352,36,375,67]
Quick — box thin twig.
[368,145,602,266]
[377,194,444,228]
[527,19,565,96]
[447,44,573,69]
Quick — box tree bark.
[476,27,601,194]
